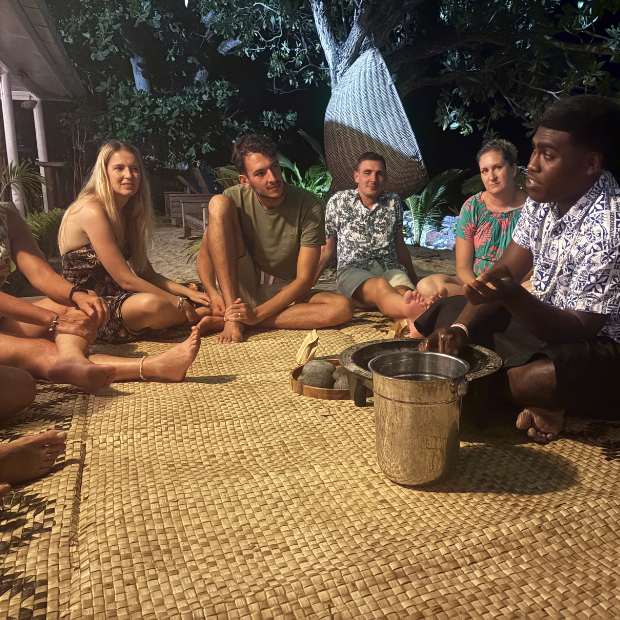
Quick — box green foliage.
[92,79,251,167]
[51,0,296,170]
[193,0,620,137]
[405,169,464,246]
[278,155,331,201]
[196,0,328,94]
[26,209,66,259]
[0,162,46,202]
[432,0,620,136]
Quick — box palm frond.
[277,153,303,185]
[405,168,465,246]
[298,129,328,170]
[0,161,46,200]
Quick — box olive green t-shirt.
[223,183,325,281]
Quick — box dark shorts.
[415,296,620,419]
[97,292,144,344]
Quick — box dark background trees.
[37,0,620,205]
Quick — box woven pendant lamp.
[325,47,428,199]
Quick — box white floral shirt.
[512,171,620,342]
[325,189,405,273]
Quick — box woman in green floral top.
[417,139,529,299]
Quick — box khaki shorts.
[337,261,414,300]
[237,251,318,307]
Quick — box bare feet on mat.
[0,484,11,501]
[0,430,67,485]
[48,359,116,393]
[142,326,201,382]
[216,321,244,344]
[403,290,429,338]
[197,315,225,336]
[516,407,565,444]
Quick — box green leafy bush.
[405,169,464,246]
[26,209,66,259]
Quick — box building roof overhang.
[0,0,85,101]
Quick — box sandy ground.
[148,217,457,287]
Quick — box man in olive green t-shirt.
[196,134,355,343]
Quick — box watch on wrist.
[69,285,89,304]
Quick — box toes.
[516,409,533,430]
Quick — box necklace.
[531,203,593,300]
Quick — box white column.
[0,68,24,217]
[33,99,49,212]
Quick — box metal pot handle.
[451,377,469,398]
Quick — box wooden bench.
[181,195,213,237]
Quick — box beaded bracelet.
[48,314,60,332]
[451,323,469,337]
[177,296,187,310]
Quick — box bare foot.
[0,430,67,485]
[516,407,565,444]
[142,326,200,382]
[216,321,244,344]
[197,315,225,336]
[48,358,116,393]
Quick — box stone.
[301,360,336,378]
[301,369,336,389]
[332,367,347,382]
[333,375,349,390]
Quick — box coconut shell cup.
[290,359,351,400]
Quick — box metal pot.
[339,338,501,407]
[369,351,470,486]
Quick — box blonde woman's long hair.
[61,141,153,273]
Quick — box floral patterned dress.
[62,244,142,344]
[455,192,523,276]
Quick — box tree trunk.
[309,0,428,198]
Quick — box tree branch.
[540,35,618,57]
[308,0,340,84]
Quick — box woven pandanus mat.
[2,314,620,618]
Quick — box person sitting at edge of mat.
[195,134,355,344]
[417,94,620,444]
[314,151,432,337]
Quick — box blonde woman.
[59,141,211,344]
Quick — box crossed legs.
[204,196,354,343]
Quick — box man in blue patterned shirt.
[418,95,620,443]
[315,152,430,335]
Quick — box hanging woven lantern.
[324,48,428,199]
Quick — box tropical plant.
[404,169,464,246]
[0,161,46,203]
[26,209,66,259]
[278,154,331,201]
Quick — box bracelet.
[451,323,469,337]
[48,314,60,332]
[177,296,187,310]
[69,285,89,304]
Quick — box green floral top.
[455,192,523,276]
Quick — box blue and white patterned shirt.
[512,171,620,342]
[325,189,405,273]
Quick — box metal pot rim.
[368,351,470,383]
